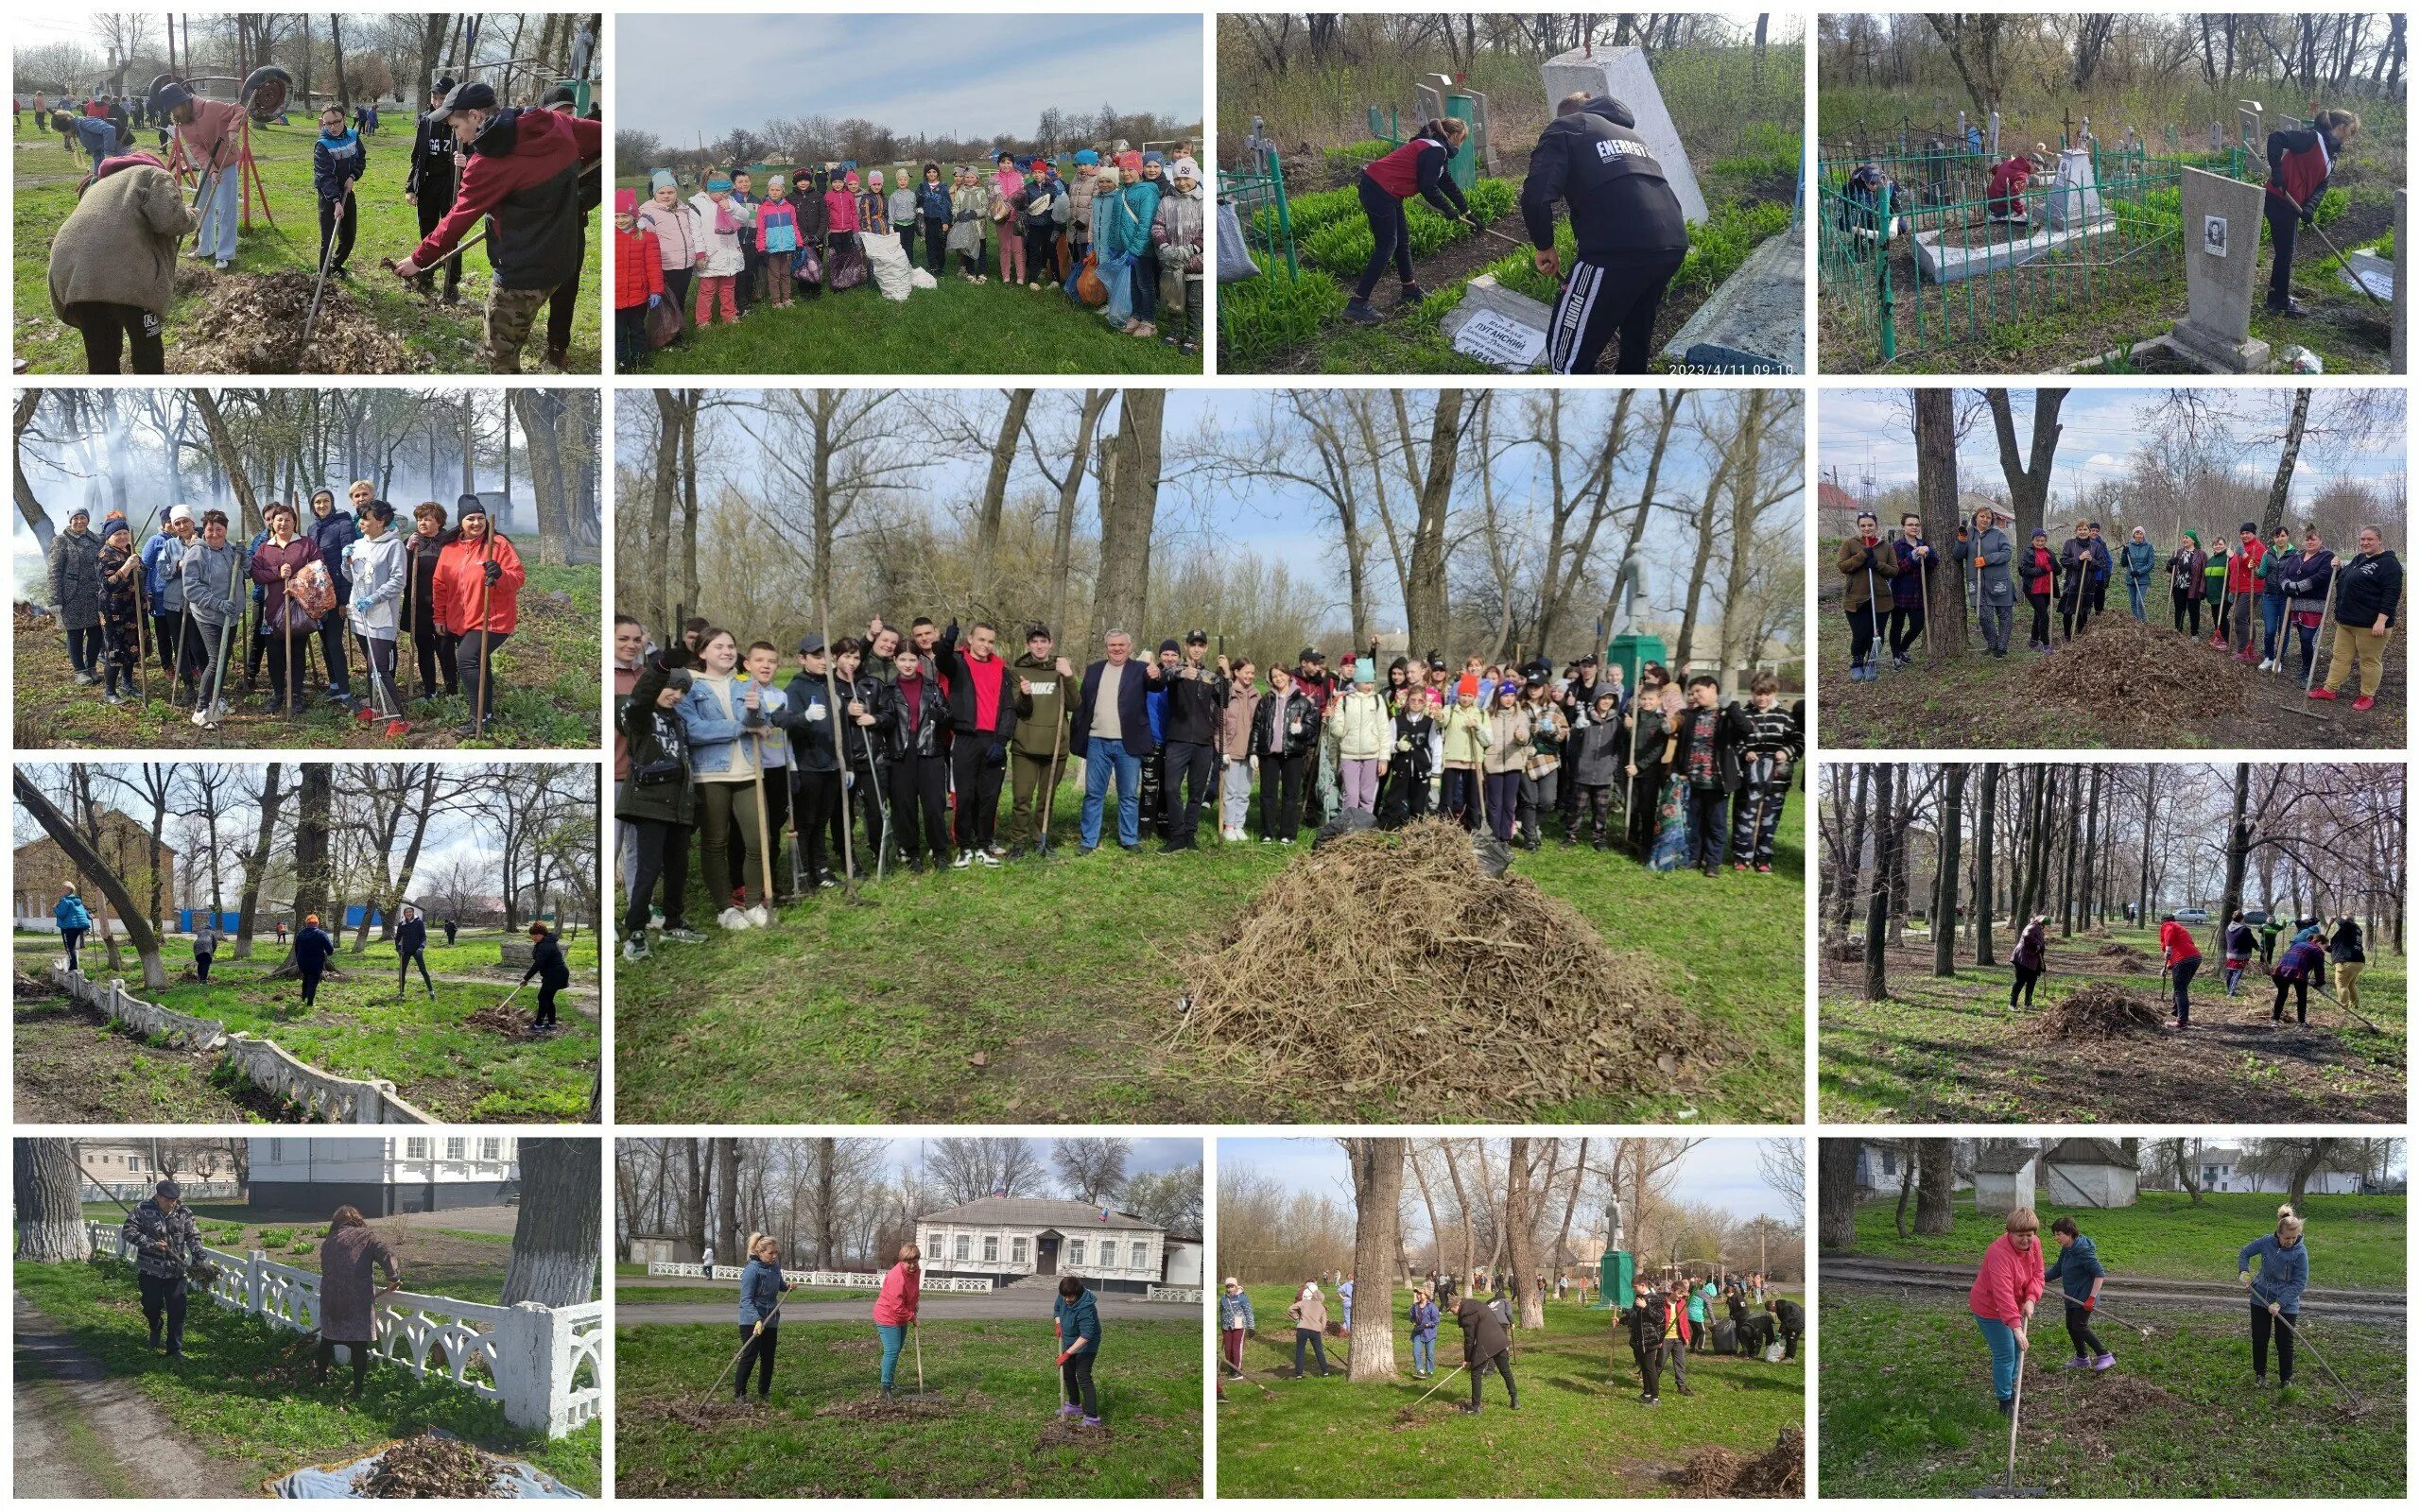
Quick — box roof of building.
[1973,1141,2039,1175]
[2045,1138,2133,1169]
[920,1195,1159,1230]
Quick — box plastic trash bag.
[266,1431,585,1499]
[861,231,919,301]
[1217,201,1259,284]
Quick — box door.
[1036,1230,1061,1276]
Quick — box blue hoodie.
[313,125,365,201]
[1054,1286,1102,1357]
[737,1256,789,1325]
[2238,1231,2308,1313]
[2044,1233,2105,1302]
[53,893,92,931]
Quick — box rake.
[2251,1279,2371,1418]
[1971,1346,2047,1497]
[2263,183,2387,308]
[890,1320,944,1404]
[690,1293,793,1410]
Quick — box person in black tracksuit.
[1342,119,1472,324]
[1522,94,1690,374]
[294,914,337,1006]
[519,922,569,1031]
[405,79,463,303]
[2263,110,2359,317]
[394,906,434,999]
[774,638,847,888]
[1158,631,1221,851]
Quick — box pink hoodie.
[873,1261,921,1326]
[1968,1231,2046,1327]
[824,186,858,234]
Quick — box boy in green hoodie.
[1008,626,1075,852]
[2045,1215,2114,1372]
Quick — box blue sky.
[1818,387,2407,503]
[877,1137,1199,1186]
[1220,1139,1798,1229]
[616,14,1203,142]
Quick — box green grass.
[1840,1192,2405,1291]
[614,1284,877,1305]
[615,807,1806,1124]
[632,266,1200,375]
[13,112,600,375]
[14,1256,600,1494]
[1220,1283,1803,1497]
[10,562,600,751]
[136,957,596,1123]
[78,1200,536,1302]
[1820,1288,2402,1496]
[614,1317,1200,1496]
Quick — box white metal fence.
[644,1261,994,1293]
[86,1218,603,1437]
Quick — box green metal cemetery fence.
[1816,138,2254,367]
[1219,127,1298,281]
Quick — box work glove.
[1056,1349,1071,1365]
[2081,1297,2094,1312]
[2300,210,2315,229]
[481,559,502,584]
[648,294,664,308]
[2269,1301,2282,1315]
[2239,1269,2253,1286]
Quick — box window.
[1876,1149,1898,1177]
[445,1137,465,1160]
[1132,1242,1149,1270]
[480,1138,501,1160]
[1068,1240,1086,1266]
[406,1138,429,1160]
[982,1235,998,1263]
[953,1234,970,1262]
[1011,1237,1028,1265]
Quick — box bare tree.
[501,1138,600,1306]
[15,1139,92,1262]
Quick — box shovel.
[1972,1349,2047,1497]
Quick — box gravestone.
[1540,45,1706,223]
[2396,188,2410,372]
[2160,166,2272,372]
[2043,147,2103,230]
[1439,275,1551,370]
[1662,214,1804,373]
[2238,100,2262,147]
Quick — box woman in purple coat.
[316,1205,403,1400]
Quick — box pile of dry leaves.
[180,269,409,374]
[2038,983,2169,1037]
[351,1432,503,1498]
[1672,1426,1805,1498]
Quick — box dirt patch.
[351,1431,505,1498]
[2037,983,2169,1038]
[11,994,304,1124]
[1671,1426,1805,1497]
[814,1396,955,1421]
[1033,1419,1113,1450]
[461,1004,533,1039]
[1182,820,1700,1112]
[662,1397,779,1430]
[177,268,411,374]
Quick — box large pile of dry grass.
[2019,616,2242,735]
[180,269,409,373]
[2038,982,2167,1037]
[2094,942,2153,971]
[1673,1427,1805,1497]
[1181,820,1694,1109]
[351,1432,503,1498]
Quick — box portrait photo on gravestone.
[1218,12,1805,376]
[612,386,1806,1127]
[1816,13,2406,374]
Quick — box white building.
[78,1140,239,1199]
[1972,1142,2039,1214]
[919,1196,1169,1296]
[2189,1144,2366,1196]
[251,1135,519,1217]
[1163,1234,1204,1288]
[2042,1139,2139,1209]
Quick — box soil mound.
[2019,616,2242,735]
[1182,820,1695,1109]
[462,1004,532,1038]
[2038,982,2168,1037]
[2093,943,2152,971]
[1673,1427,1805,1497]
[351,1431,504,1498]
[180,268,409,374]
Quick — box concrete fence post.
[247,1250,268,1316]
[492,1302,560,1436]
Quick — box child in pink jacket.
[873,1241,922,1400]
[1968,1207,2046,1414]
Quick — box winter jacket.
[2258,545,2297,599]
[1438,699,1489,769]
[930,621,1020,742]
[824,187,859,234]
[2020,543,2056,599]
[1251,686,1320,760]
[1518,94,1688,256]
[2225,539,2267,594]
[1055,1287,1102,1357]
[1158,662,1222,747]
[53,894,93,931]
[179,538,245,629]
[2120,540,2156,586]
[121,1196,204,1280]
[2332,549,2402,629]
[1150,181,1204,274]
[1096,180,1159,257]
[192,925,223,958]
[770,670,845,772]
[2329,919,2365,964]
[755,197,800,254]
[312,128,365,201]
[873,1262,920,1326]
[48,159,196,322]
[1968,1232,2047,1328]
[405,112,458,201]
[793,186,829,242]
[2238,1232,2308,1313]
[308,507,359,595]
[634,197,700,270]
[1566,714,1624,787]
[687,192,747,277]
[738,1256,789,1326]
[1971,525,2014,606]
[1219,1290,1255,1332]
[615,227,666,308]
[249,534,325,634]
[914,180,951,227]
[2279,548,2336,615]
[395,917,426,957]
[318,1224,400,1344]
[2044,1236,2106,1304]
[1481,708,1533,775]
[2057,537,2098,603]
[1363,128,1471,218]
[294,923,337,971]
[1454,1296,1512,1365]
[617,658,700,827]
[429,530,525,637]
[2169,545,2210,602]
[2013,920,2048,971]
[1328,686,1392,762]
[1837,535,1898,612]
[409,107,599,291]
[47,527,105,630]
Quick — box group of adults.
[46,74,600,374]
[1341,89,1692,376]
[726,1235,1106,1423]
[1966,1203,2316,1414]
[44,488,527,738]
[1838,507,2401,711]
[2135,910,2370,1029]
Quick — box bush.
[1219,265,1347,365]
[256,1227,294,1247]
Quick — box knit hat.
[844,171,860,190]
[102,511,129,536]
[614,187,637,215]
[706,174,732,192]
[68,506,89,522]
[458,496,488,519]
[769,174,786,193]
[1096,165,1120,188]
[1172,155,1200,183]
[167,504,193,523]
[1074,148,1098,166]
[869,168,884,187]
[650,168,677,193]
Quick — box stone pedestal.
[2164,166,2272,372]
[2043,148,2103,231]
[1539,45,1706,223]
[1439,275,1551,371]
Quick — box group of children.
[614,147,1207,368]
[43,490,526,740]
[1623,1276,1804,1405]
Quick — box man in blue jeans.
[1073,629,1162,852]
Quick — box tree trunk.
[1915,1141,1955,1234]
[268,765,334,978]
[715,1138,742,1267]
[2257,389,2312,540]
[2213,763,2252,959]
[1985,388,2067,545]
[975,389,1035,564]
[13,391,57,554]
[1440,1142,1478,1281]
[1861,765,1895,1000]
[190,389,263,532]
[1817,1140,1860,1251]
[1913,388,1966,658]
[1505,1138,1544,1330]
[1974,763,2000,965]
[1343,1138,1404,1381]
[233,764,285,959]
[1400,390,1467,658]
[1933,764,1965,974]
[1047,391,1111,666]
[15,1139,92,1261]
[1088,390,1164,650]
[16,769,166,990]
[501,1138,600,1305]
[511,390,571,568]
[329,13,352,112]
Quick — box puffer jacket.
[1440,700,1489,768]
[1250,687,1321,759]
[688,192,747,276]
[308,506,358,596]
[1481,707,1533,775]
[1150,181,1204,272]
[47,526,105,630]
[1328,686,1392,761]
[634,196,699,270]
[1567,716,1623,787]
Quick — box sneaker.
[1997,1396,2014,1415]
[952,850,973,869]
[1397,281,1428,303]
[73,670,99,686]
[661,927,706,945]
[622,936,651,962]
[2308,687,2338,701]
[1342,298,1382,325]
[102,690,124,706]
[2060,1355,2088,1370]
[215,260,230,271]
[2091,1352,2117,1372]
[975,850,1001,868]
[716,907,752,931]
[2353,695,2375,712]
[2268,298,2308,318]
[1459,1402,1483,1416]
[1755,863,1772,874]
[1080,1415,1102,1428]
[191,709,210,727]
[1057,1403,1081,1418]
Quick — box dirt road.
[13,1296,255,1498]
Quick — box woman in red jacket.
[2158,911,2203,1028]
[429,498,525,737]
[872,1240,922,1402]
[2021,528,2057,653]
[1342,118,1471,327]
[248,501,327,715]
[1967,1207,2045,1415]
[2263,109,2359,317]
